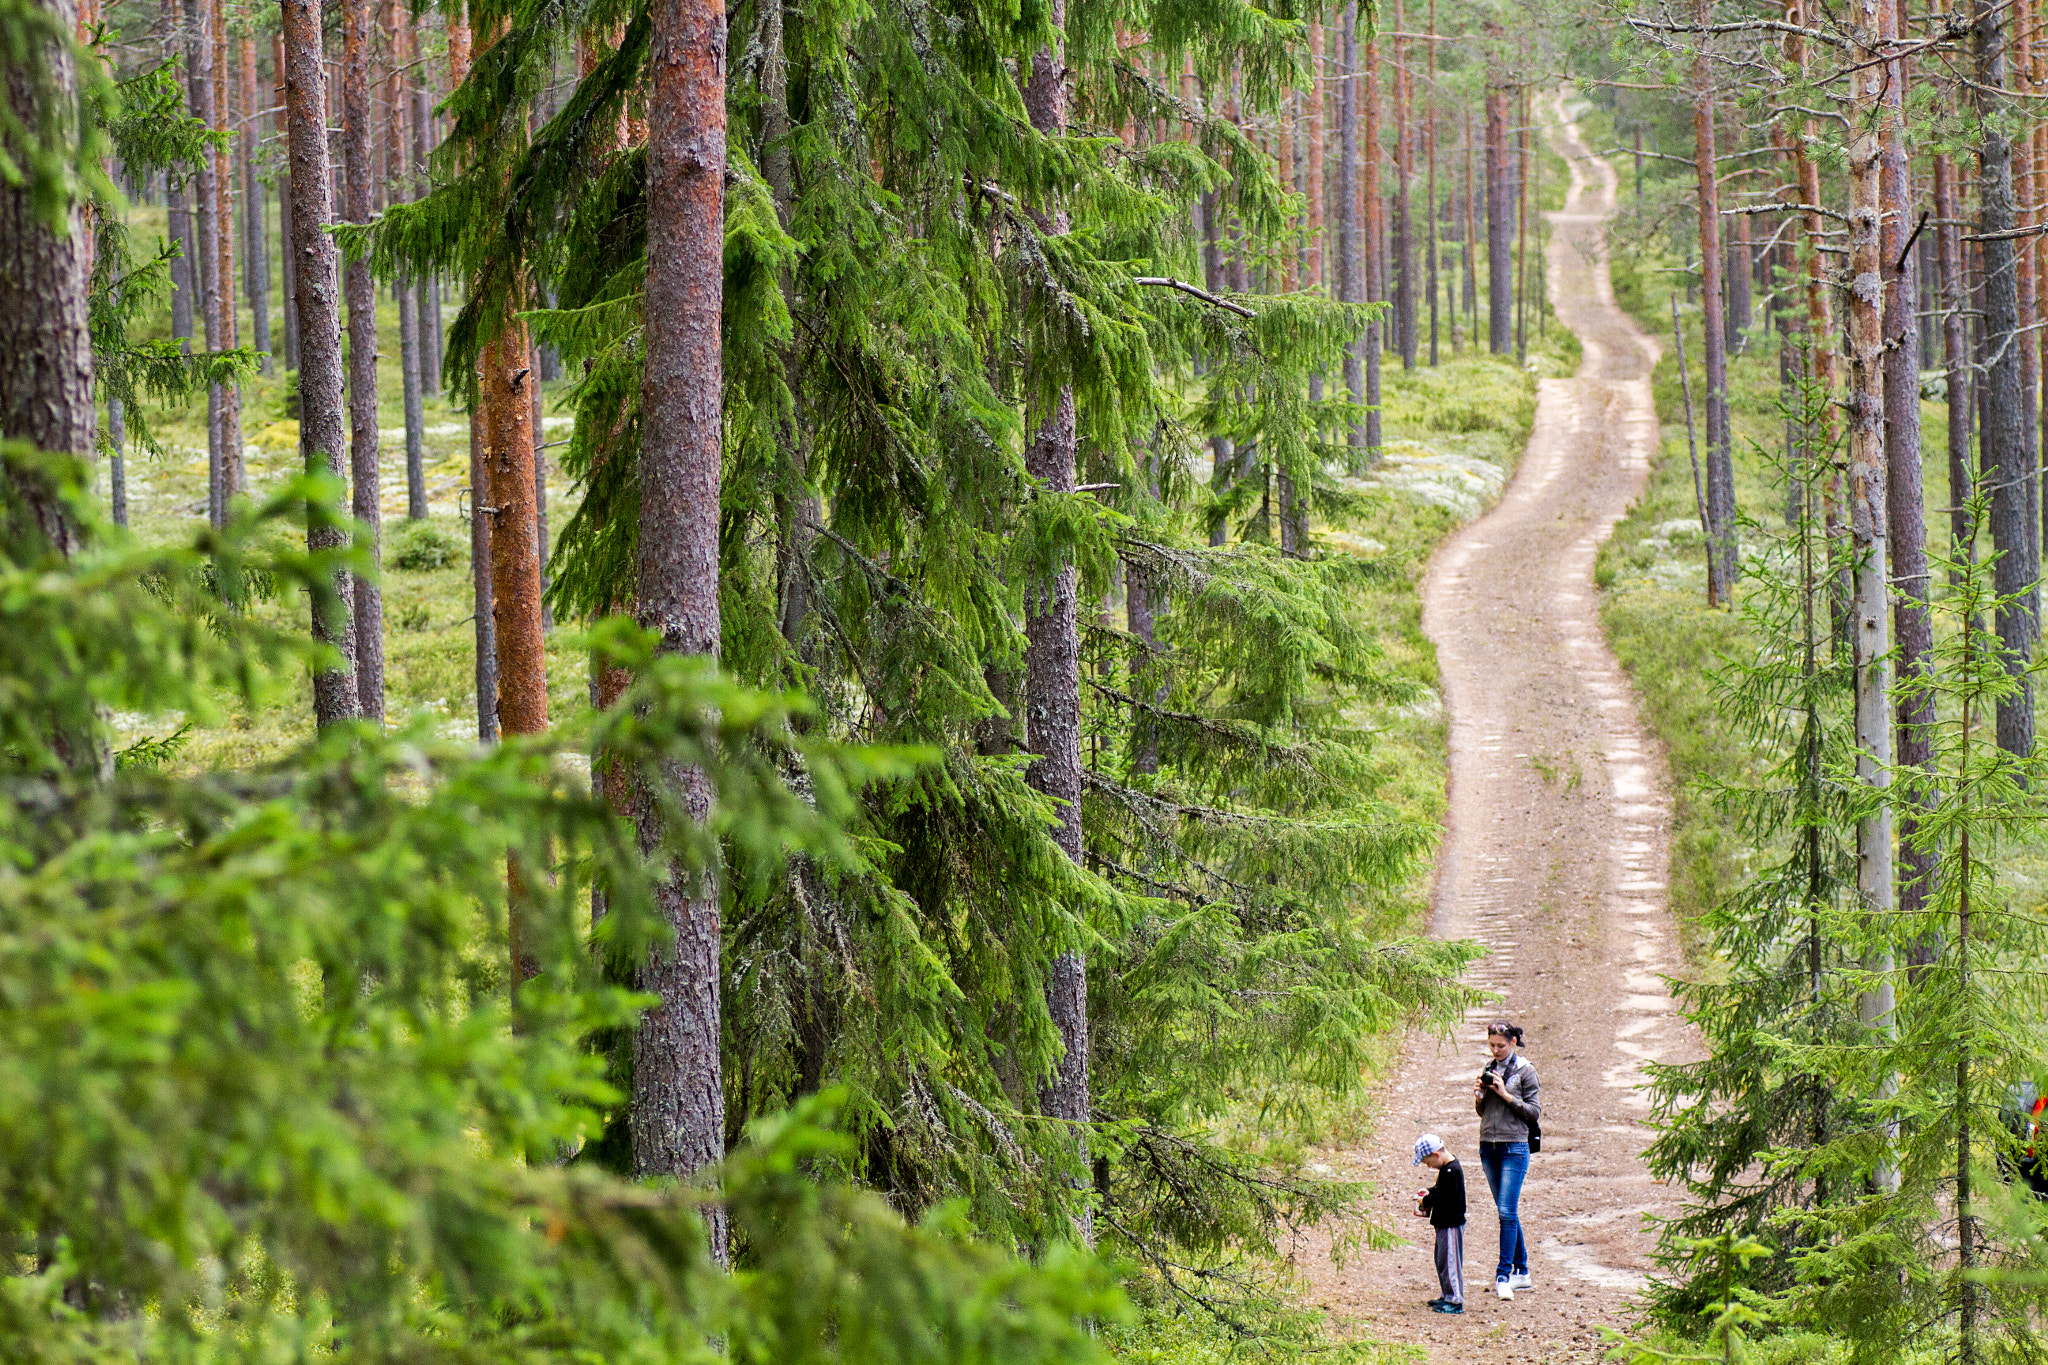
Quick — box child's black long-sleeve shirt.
[1419,1156,1466,1229]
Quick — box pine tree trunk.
[469,405,498,741]
[633,0,728,1259]
[240,35,271,376]
[484,327,546,738]
[1691,24,1736,605]
[1,0,92,557]
[386,0,425,519]
[1361,21,1381,455]
[1306,8,1324,293]
[281,0,360,725]
[1484,33,1511,355]
[184,0,224,526]
[212,0,241,509]
[413,81,440,395]
[1976,0,2038,758]
[1020,0,1091,1243]
[2020,13,2043,562]
[1935,150,1972,570]
[107,395,128,526]
[1339,3,1365,455]
[342,0,385,719]
[1515,82,1528,359]
[1464,108,1478,340]
[1425,0,1438,366]
[1882,0,1934,929]
[1725,119,1752,353]
[1847,28,1898,1178]
[1391,0,1414,369]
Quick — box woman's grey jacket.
[1474,1053,1541,1143]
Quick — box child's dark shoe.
[1431,1301,1464,1314]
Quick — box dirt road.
[1292,90,1693,1363]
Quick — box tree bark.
[1391,0,1414,369]
[1936,149,1972,573]
[387,0,425,519]
[169,175,195,343]
[633,0,728,1260]
[1339,3,1365,455]
[184,0,224,526]
[1881,0,1934,929]
[107,395,128,527]
[484,328,546,739]
[1425,0,1438,365]
[340,0,384,718]
[1307,8,1324,293]
[240,35,271,376]
[1484,31,1511,355]
[281,0,360,725]
[212,0,241,510]
[1977,0,2037,758]
[1847,33,1899,1188]
[1020,0,1091,1243]
[1361,19,1381,456]
[1691,19,1736,604]
[274,35,300,372]
[0,0,92,557]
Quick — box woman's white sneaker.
[1508,1271,1533,1290]
[1495,1277,1514,1301]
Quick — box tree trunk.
[281,0,360,725]
[633,0,728,1260]
[412,71,441,396]
[1881,0,1934,930]
[1725,119,1752,353]
[1977,0,2038,758]
[1692,21,1736,604]
[1935,148,1972,554]
[275,34,300,372]
[212,0,241,510]
[1339,3,1365,454]
[1484,33,1511,355]
[1515,82,1529,359]
[342,0,384,719]
[107,395,128,527]
[0,0,92,557]
[169,175,195,343]
[1391,0,1414,369]
[484,329,546,737]
[1847,26,1898,1186]
[1464,107,1478,340]
[469,404,498,741]
[1361,20,1381,456]
[1306,8,1324,293]
[1020,0,1091,1243]
[185,0,224,527]
[387,0,425,519]
[240,35,271,376]
[1425,0,1438,365]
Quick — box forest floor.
[1287,90,1698,1364]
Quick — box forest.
[7,0,2048,1351]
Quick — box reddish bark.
[632,0,728,1257]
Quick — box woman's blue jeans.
[1478,1140,1530,1280]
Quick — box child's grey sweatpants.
[1434,1225,1465,1304]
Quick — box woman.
[1472,1020,1540,1300]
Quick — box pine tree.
[281,0,360,724]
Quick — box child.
[1413,1132,1466,1314]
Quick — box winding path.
[1294,90,1694,1363]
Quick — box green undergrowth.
[1592,217,2048,953]
[106,117,1576,1365]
